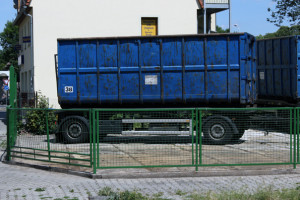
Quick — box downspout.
[23,7,34,94]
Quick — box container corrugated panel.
[57,33,256,108]
[257,36,300,102]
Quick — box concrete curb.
[3,160,300,179]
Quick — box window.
[141,18,158,36]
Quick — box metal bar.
[95,108,196,112]
[10,151,91,162]
[89,110,93,167]
[296,108,300,163]
[160,39,164,104]
[98,164,196,169]
[182,37,186,104]
[290,109,293,163]
[294,109,297,169]
[199,109,202,166]
[13,146,90,156]
[117,40,121,104]
[196,109,199,171]
[75,41,80,104]
[192,110,194,165]
[46,111,51,161]
[204,38,208,103]
[97,111,100,168]
[92,109,97,174]
[96,41,101,104]
[138,40,143,104]
[6,106,11,161]
[122,119,190,123]
[121,131,190,135]
[227,36,231,103]
[10,156,91,168]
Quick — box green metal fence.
[7,108,93,169]
[95,108,197,169]
[6,106,299,173]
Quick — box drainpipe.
[23,7,34,94]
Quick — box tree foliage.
[256,25,300,39]
[216,25,229,33]
[267,0,300,26]
[0,21,19,71]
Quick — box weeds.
[186,187,300,200]
[34,187,46,192]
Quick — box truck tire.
[234,129,245,140]
[203,116,235,145]
[60,116,89,144]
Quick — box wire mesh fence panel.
[9,108,92,170]
[96,109,196,168]
[199,108,294,166]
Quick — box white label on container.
[145,75,158,85]
[64,86,74,93]
[259,72,265,80]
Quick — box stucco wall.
[30,0,200,107]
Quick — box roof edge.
[13,7,32,26]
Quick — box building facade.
[14,0,228,108]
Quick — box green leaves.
[256,25,300,39]
[0,20,19,70]
[267,0,300,27]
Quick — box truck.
[55,33,258,145]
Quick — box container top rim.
[57,32,250,41]
[257,35,299,41]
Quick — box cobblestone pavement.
[1,161,300,200]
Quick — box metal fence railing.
[6,107,299,174]
[7,108,93,170]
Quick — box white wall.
[30,0,200,108]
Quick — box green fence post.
[297,109,299,163]
[290,109,293,164]
[195,109,199,171]
[192,110,194,166]
[6,106,11,161]
[89,110,93,167]
[92,109,97,174]
[294,109,297,169]
[7,66,17,161]
[46,110,51,161]
[96,111,99,168]
[199,109,202,166]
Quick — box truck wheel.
[233,129,245,140]
[60,116,89,144]
[203,117,234,145]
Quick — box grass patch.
[97,187,168,200]
[0,140,6,149]
[35,187,46,192]
[186,187,300,200]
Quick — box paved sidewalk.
[1,161,300,200]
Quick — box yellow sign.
[141,18,157,36]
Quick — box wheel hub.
[210,124,225,139]
[68,123,82,138]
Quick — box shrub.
[18,93,57,135]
